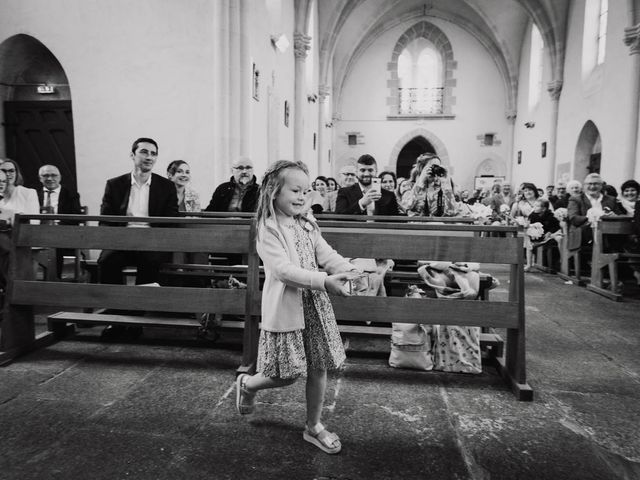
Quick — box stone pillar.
[546,80,562,185]
[293,32,311,163]
[317,84,330,174]
[505,109,517,184]
[623,24,640,180]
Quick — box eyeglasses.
[233,166,253,171]
[341,173,356,177]
[40,174,60,178]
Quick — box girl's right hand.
[324,273,353,296]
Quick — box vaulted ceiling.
[313,0,572,114]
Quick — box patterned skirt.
[257,288,346,379]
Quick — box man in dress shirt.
[97,138,179,338]
[335,154,399,215]
[36,164,83,278]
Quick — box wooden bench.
[240,219,532,400]
[558,221,586,285]
[0,214,261,368]
[2,213,530,400]
[587,216,640,301]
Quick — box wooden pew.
[0,214,261,368]
[558,221,585,285]
[587,216,640,301]
[240,219,532,401]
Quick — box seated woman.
[378,171,397,194]
[309,175,332,214]
[404,153,457,217]
[0,158,40,223]
[616,179,640,285]
[510,182,539,220]
[167,160,201,212]
[554,179,581,208]
[526,198,562,271]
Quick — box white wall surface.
[334,17,510,192]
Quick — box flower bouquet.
[468,203,493,225]
[586,207,604,225]
[553,207,568,222]
[525,222,545,240]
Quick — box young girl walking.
[236,160,358,454]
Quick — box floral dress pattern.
[257,221,346,379]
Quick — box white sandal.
[303,423,342,454]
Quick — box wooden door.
[4,101,77,191]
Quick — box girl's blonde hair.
[255,160,309,227]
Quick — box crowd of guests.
[1,143,639,301]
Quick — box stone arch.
[388,128,450,173]
[0,34,76,188]
[574,120,601,179]
[387,21,456,116]
[475,156,507,178]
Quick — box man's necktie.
[44,190,52,209]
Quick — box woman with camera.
[404,153,457,217]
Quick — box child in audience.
[235,160,358,455]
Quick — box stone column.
[317,84,330,174]
[505,109,517,184]
[293,32,311,163]
[624,24,640,180]
[546,80,563,185]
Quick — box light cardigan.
[256,215,354,332]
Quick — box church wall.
[554,0,635,189]
[334,17,510,193]
[0,0,298,216]
[511,22,554,190]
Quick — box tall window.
[596,0,608,65]
[528,25,544,109]
[397,38,444,115]
[582,0,608,76]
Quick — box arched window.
[596,0,608,65]
[387,21,456,117]
[582,0,608,76]
[398,38,444,114]
[528,24,544,110]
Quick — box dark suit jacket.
[566,192,617,250]
[335,183,399,215]
[100,173,179,225]
[36,185,82,215]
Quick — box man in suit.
[335,154,399,215]
[98,137,179,339]
[36,164,83,278]
[567,173,617,251]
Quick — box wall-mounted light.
[37,84,55,94]
[307,93,318,103]
[524,121,535,129]
[271,33,290,53]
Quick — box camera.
[429,164,447,177]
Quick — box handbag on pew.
[388,285,434,371]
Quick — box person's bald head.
[231,157,254,185]
[338,164,357,187]
[39,164,61,190]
